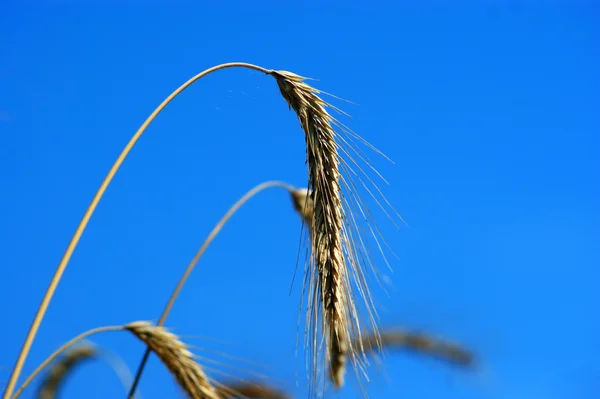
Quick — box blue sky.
[1,2,598,399]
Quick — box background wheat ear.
[125,322,221,399]
[216,381,291,399]
[357,328,476,368]
[35,344,96,399]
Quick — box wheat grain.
[35,345,96,399]
[275,68,404,394]
[125,322,220,399]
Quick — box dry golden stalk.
[3,62,272,399]
[129,180,296,399]
[35,345,96,399]
[125,322,220,399]
[216,381,291,399]
[357,329,475,368]
[14,325,125,399]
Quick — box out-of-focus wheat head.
[216,381,291,399]
[275,69,400,395]
[358,329,475,368]
[290,188,313,226]
[35,344,96,399]
[125,322,221,399]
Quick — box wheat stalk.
[34,345,96,399]
[5,62,395,399]
[13,325,125,399]
[128,180,297,397]
[2,62,273,399]
[14,321,217,399]
[357,328,475,368]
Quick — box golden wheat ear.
[34,344,96,399]
[272,67,406,395]
[125,322,221,399]
[357,328,476,368]
[270,71,358,391]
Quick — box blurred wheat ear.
[34,342,144,399]
[125,322,221,399]
[358,328,476,368]
[35,345,96,399]
[216,381,291,399]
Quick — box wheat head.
[35,345,96,399]
[357,328,475,368]
[271,71,354,390]
[216,381,291,399]
[125,322,220,399]
[272,68,402,393]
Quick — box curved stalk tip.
[2,62,272,399]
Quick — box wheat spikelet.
[35,345,96,399]
[357,328,475,368]
[216,381,291,399]
[289,188,313,226]
[125,322,220,399]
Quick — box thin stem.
[127,180,296,398]
[12,325,125,399]
[2,62,272,399]
[98,347,145,399]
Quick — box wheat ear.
[216,381,291,399]
[126,322,220,399]
[33,342,143,399]
[34,345,96,399]
[357,328,475,368]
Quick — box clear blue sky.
[1,2,598,399]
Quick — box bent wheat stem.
[128,180,296,398]
[2,62,271,399]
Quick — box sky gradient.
[1,2,599,399]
